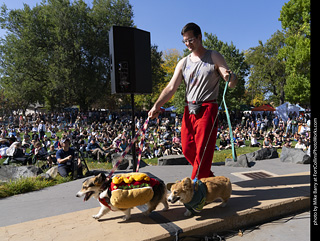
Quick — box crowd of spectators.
[217,110,311,154]
[0,108,311,170]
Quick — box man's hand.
[226,70,238,88]
[148,106,162,120]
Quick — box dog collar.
[98,197,113,211]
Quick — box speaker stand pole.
[131,93,137,171]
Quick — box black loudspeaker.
[109,26,152,94]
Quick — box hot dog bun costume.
[110,173,159,209]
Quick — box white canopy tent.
[275,102,300,120]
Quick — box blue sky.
[132,0,288,53]
[1,0,288,54]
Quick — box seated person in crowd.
[77,135,87,153]
[47,145,57,167]
[273,137,283,149]
[236,134,246,148]
[31,129,39,141]
[6,141,32,165]
[172,132,181,145]
[143,142,153,159]
[224,134,232,150]
[262,137,272,148]
[219,135,228,151]
[159,143,171,156]
[32,141,49,164]
[295,138,307,151]
[42,135,51,149]
[250,134,260,147]
[0,137,10,149]
[171,142,182,155]
[86,138,106,161]
[152,144,161,158]
[283,137,292,148]
[119,138,127,152]
[22,131,31,149]
[56,138,83,178]
[299,123,308,136]
[53,136,60,150]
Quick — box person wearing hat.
[56,138,83,178]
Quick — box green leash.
[222,74,237,162]
[196,73,237,178]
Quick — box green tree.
[278,0,310,105]
[0,4,47,112]
[245,31,287,106]
[0,0,134,111]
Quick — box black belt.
[185,99,217,115]
[185,99,217,105]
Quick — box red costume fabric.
[181,102,218,179]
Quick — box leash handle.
[107,117,150,178]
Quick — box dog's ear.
[100,176,112,190]
[94,173,106,185]
[100,172,106,180]
[182,178,192,191]
[166,182,174,191]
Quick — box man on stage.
[148,23,238,179]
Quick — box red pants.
[181,103,218,179]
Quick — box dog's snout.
[76,191,82,197]
[167,193,176,203]
[167,193,180,204]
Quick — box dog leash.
[107,117,149,178]
[222,74,237,162]
[195,74,237,179]
[136,119,149,172]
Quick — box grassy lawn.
[0,175,72,198]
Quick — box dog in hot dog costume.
[76,173,168,220]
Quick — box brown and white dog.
[167,176,232,216]
[76,173,168,220]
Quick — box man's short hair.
[181,22,202,37]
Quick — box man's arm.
[56,151,72,164]
[211,51,238,88]
[148,57,186,119]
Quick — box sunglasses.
[182,37,196,44]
